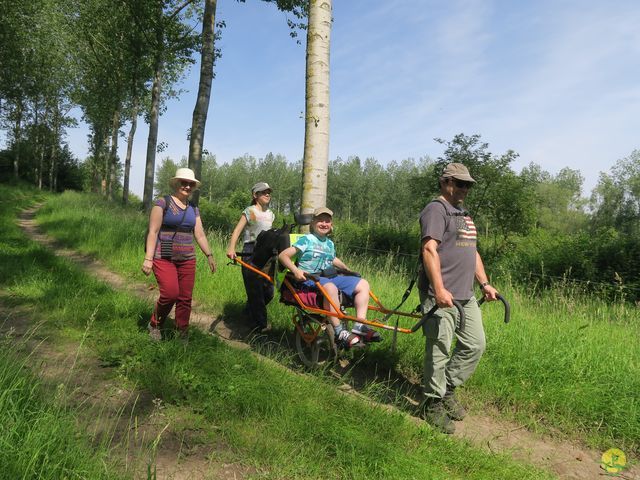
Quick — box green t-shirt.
[292,233,335,273]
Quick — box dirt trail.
[17,206,638,480]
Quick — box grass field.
[0,187,556,478]
[34,190,640,457]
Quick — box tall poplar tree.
[300,0,332,218]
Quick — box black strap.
[163,196,191,241]
[431,197,468,216]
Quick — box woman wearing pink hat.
[226,182,276,333]
[142,167,216,341]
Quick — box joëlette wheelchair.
[231,213,509,367]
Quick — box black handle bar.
[478,293,510,323]
[410,299,466,333]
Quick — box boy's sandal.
[357,329,382,343]
[337,331,361,349]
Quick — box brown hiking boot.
[443,387,467,421]
[420,398,455,434]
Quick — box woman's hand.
[226,248,236,260]
[141,258,153,276]
[207,255,217,273]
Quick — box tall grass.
[0,183,126,480]
[0,187,554,478]
[36,191,640,456]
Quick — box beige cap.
[251,182,272,194]
[441,163,476,183]
[313,207,333,218]
[170,168,201,189]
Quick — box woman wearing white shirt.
[226,182,275,332]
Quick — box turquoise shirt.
[292,233,335,273]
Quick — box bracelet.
[206,253,213,258]
[480,281,490,289]
[144,258,153,262]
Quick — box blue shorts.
[303,274,362,298]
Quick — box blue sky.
[64,0,640,197]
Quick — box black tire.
[294,313,337,368]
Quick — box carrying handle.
[410,299,466,333]
[478,294,510,323]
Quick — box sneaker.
[177,329,189,344]
[443,388,467,420]
[336,329,361,349]
[351,324,382,342]
[420,398,455,434]
[148,324,161,342]
[260,323,272,334]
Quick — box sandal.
[336,329,361,349]
[352,324,382,342]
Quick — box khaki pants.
[420,294,486,400]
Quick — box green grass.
[0,183,126,480]
[35,190,640,457]
[0,191,556,478]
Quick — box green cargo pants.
[420,294,486,400]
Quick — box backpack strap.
[430,198,468,216]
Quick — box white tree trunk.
[300,0,332,218]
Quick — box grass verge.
[0,192,556,478]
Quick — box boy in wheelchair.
[278,207,381,348]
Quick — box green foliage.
[590,149,640,234]
[33,189,640,456]
[2,186,552,480]
[0,183,124,479]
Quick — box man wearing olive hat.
[418,162,499,434]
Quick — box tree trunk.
[49,106,59,192]
[300,0,332,223]
[188,0,217,207]
[142,26,165,211]
[103,134,111,195]
[12,102,22,179]
[108,108,120,201]
[123,98,138,204]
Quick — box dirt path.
[17,206,638,480]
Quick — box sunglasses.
[180,180,196,188]
[257,191,272,196]
[451,179,474,189]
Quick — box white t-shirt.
[242,205,275,243]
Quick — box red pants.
[150,258,196,331]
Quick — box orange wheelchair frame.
[232,256,474,367]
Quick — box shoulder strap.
[162,195,171,213]
[429,198,468,216]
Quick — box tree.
[187,0,220,206]
[432,134,534,245]
[590,149,640,233]
[300,0,332,220]
[141,0,200,211]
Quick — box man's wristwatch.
[480,281,490,289]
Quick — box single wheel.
[294,313,337,367]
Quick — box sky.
[63,0,640,197]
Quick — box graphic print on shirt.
[455,215,477,247]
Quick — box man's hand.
[482,284,498,301]
[434,287,454,308]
